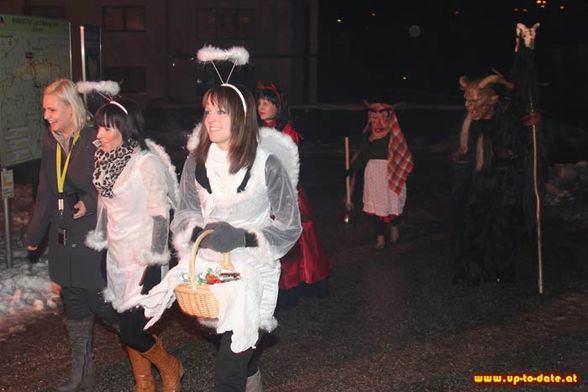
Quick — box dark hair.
[196,84,258,174]
[94,98,147,150]
[257,84,291,131]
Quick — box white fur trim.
[259,317,278,332]
[197,46,250,66]
[259,127,300,189]
[85,230,108,250]
[76,80,120,96]
[172,217,201,259]
[197,318,219,329]
[187,123,202,153]
[103,287,115,305]
[140,249,170,266]
[145,139,179,209]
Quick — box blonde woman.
[26,79,118,391]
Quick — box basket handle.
[188,229,233,288]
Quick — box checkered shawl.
[387,113,413,194]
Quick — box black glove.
[190,226,204,243]
[200,221,247,253]
[139,266,162,294]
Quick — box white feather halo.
[76,80,120,96]
[197,45,250,66]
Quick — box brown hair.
[195,84,258,174]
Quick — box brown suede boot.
[127,347,156,392]
[141,337,183,392]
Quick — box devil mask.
[459,74,514,121]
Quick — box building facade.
[0,0,318,104]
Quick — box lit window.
[126,8,145,31]
[103,6,145,32]
[196,8,255,40]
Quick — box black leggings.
[215,332,260,391]
[119,308,156,352]
[61,286,118,327]
[118,265,161,352]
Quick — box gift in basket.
[175,229,240,319]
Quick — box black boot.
[54,317,96,392]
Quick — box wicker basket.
[175,229,234,319]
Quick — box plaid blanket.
[387,113,413,194]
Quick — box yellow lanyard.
[55,132,80,213]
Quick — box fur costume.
[453,23,548,284]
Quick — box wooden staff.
[344,136,351,207]
[529,101,543,295]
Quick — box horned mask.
[459,73,514,121]
[515,23,540,52]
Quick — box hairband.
[109,100,128,115]
[257,81,283,105]
[75,81,128,115]
[197,46,250,114]
[221,83,247,114]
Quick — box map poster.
[0,14,71,168]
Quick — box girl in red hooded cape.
[257,81,331,309]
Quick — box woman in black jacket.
[26,79,118,392]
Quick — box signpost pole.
[1,168,14,268]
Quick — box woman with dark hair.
[138,83,301,391]
[85,98,182,391]
[257,81,331,308]
[26,79,118,392]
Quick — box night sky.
[318,0,588,121]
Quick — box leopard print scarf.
[93,140,139,198]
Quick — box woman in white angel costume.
[85,97,183,392]
[139,82,301,391]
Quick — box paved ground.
[1,107,587,391]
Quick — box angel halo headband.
[197,46,250,113]
[76,81,128,114]
[108,100,128,114]
[220,83,247,113]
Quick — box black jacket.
[26,127,106,289]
